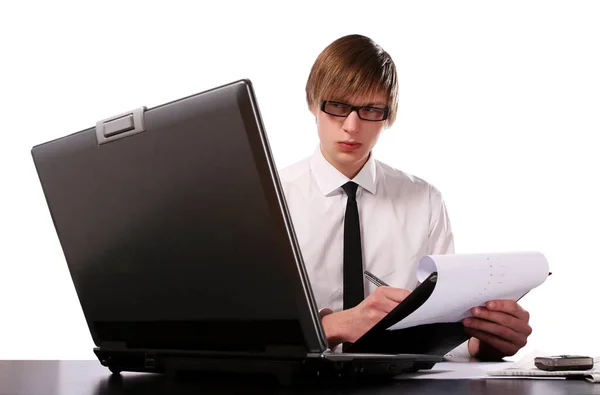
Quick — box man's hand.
[463,300,532,360]
[322,287,411,349]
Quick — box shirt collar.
[309,146,377,197]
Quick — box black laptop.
[31,79,441,383]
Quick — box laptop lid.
[31,79,328,356]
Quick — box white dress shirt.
[279,147,455,313]
[279,147,470,357]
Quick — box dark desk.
[1,360,599,395]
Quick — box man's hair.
[306,34,399,126]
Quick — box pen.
[364,270,389,287]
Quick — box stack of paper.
[488,351,600,383]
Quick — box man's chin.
[335,150,366,163]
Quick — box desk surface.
[1,360,599,395]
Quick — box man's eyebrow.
[327,97,387,107]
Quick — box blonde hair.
[306,35,398,126]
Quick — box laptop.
[31,79,441,384]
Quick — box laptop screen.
[32,80,326,354]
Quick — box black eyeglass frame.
[320,100,390,122]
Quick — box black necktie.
[342,181,364,311]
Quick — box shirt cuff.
[318,307,334,319]
[318,307,342,352]
[444,340,471,361]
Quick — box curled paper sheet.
[584,373,600,383]
[387,251,549,331]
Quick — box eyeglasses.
[320,100,389,122]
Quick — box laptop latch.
[144,352,157,369]
[96,106,147,145]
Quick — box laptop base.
[95,348,441,385]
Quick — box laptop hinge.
[98,341,127,350]
[96,106,147,145]
[264,345,307,357]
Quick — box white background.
[1,1,599,360]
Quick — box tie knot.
[342,181,358,201]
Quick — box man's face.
[311,93,388,177]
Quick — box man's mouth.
[338,141,362,151]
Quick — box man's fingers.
[483,300,530,321]
[463,316,528,348]
[376,297,400,314]
[368,291,401,313]
[471,308,532,336]
[363,287,410,314]
[380,287,411,303]
[465,328,521,357]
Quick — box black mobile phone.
[534,355,594,371]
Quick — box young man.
[278,34,532,360]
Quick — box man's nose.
[342,111,361,134]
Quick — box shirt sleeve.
[427,185,455,255]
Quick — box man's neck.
[320,147,370,179]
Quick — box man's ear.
[309,103,319,124]
[309,103,317,118]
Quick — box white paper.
[401,361,513,380]
[387,251,549,331]
[488,351,600,383]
